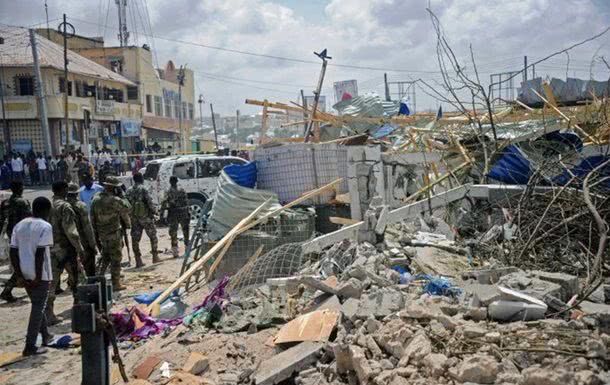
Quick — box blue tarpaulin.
[488,130,609,189]
[224,161,257,188]
[372,123,398,139]
[399,101,410,115]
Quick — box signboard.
[95,100,115,115]
[334,80,358,102]
[303,95,327,112]
[120,119,142,137]
[12,139,32,154]
[89,121,100,138]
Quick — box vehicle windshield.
[143,162,160,180]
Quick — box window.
[127,86,139,100]
[164,97,172,117]
[188,103,194,120]
[107,88,124,102]
[173,161,195,179]
[143,162,160,180]
[198,158,245,178]
[154,96,162,116]
[146,94,153,113]
[16,75,34,96]
[174,100,180,119]
[74,80,85,97]
[58,78,72,96]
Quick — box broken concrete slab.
[342,298,360,322]
[531,270,579,301]
[304,294,343,314]
[182,352,209,375]
[579,301,610,333]
[461,266,519,284]
[274,309,339,344]
[349,345,374,384]
[300,276,338,295]
[254,342,323,385]
[412,247,470,277]
[337,278,364,299]
[450,355,500,384]
[498,273,562,302]
[356,289,404,319]
[463,283,501,307]
[498,286,549,308]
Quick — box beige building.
[39,28,195,153]
[0,26,138,156]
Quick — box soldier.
[67,183,98,276]
[91,176,131,290]
[0,180,32,302]
[47,181,85,325]
[125,172,159,267]
[161,176,190,258]
[98,160,115,185]
[74,154,90,185]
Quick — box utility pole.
[44,0,50,40]
[209,103,219,151]
[198,94,204,131]
[300,89,307,132]
[384,73,391,101]
[304,49,331,142]
[523,55,528,83]
[177,66,185,153]
[115,0,129,47]
[30,30,53,156]
[58,14,74,151]
[235,109,240,148]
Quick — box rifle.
[121,220,131,266]
[114,186,131,266]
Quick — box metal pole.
[300,89,307,132]
[0,55,10,152]
[63,14,69,151]
[235,109,239,148]
[523,55,528,83]
[30,30,53,156]
[384,72,391,101]
[209,103,218,151]
[303,59,327,142]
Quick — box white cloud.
[1,0,609,114]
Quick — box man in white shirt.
[11,154,24,181]
[9,197,54,356]
[36,155,47,185]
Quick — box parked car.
[142,154,248,221]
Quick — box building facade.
[39,29,196,154]
[0,26,138,156]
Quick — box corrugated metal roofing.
[0,25,134,85]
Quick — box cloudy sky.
[2,0,610,116]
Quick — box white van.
[142,154,248,221]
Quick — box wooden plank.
[329,216,359,226]
[542,82,558,108]
[147,199,272,315]
[531,88,598,144]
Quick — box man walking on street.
[47,181,84,325]
[78,173,104,212]
[161,176,190,258]
[10,197,54,356]
[125,172,159,267]
[91,176,131,290]
[67,183,98,276]
[0,181,32,302]
[11,154,23,181]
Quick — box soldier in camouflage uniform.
[67,183,98,276]
[47,181,85,325]
[125,172,159,267]
[160,176,190,258]
[91,176,131,290]
[0,180,31,302]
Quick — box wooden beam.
[259,99,269,144]
[147,199,272,315]
[542,82,558,108]
[531,88,599,144]
[329,216,359,226]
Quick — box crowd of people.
[0,146,171,190]
[0,171,191,356]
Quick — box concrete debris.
[449,355,500,384]
[254,342,323,385]
[182,352,209,375]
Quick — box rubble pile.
[212,220,610,385]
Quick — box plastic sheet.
[111,307,182,341]
[416,274,462,297]
[224,161,257,188]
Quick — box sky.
[1,0,610,116]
